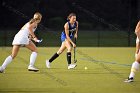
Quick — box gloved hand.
[36,39,43,43]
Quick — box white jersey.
[17,23,36,36]
[12,22,37,45]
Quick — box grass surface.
[0,47,139,93]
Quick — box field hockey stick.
[74,38,77,63]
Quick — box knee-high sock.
[2,55,13,69]
[49,53,59,63]
[67,52,71,65]
[29,52,37,66]
[129,61,140,78]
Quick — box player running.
[0,12,42,73]
[124,21,140,82]
[46,13,78,69]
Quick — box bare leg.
[125,51,140,82]
[129,43,140,79]
[0,45,20,72]
[57,42,66,54]
[46,42,66,68]
[65,39,72,52]
[65,40,77,69]
[135,42,140,58]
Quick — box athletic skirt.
[12,30,29,45]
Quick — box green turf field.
[0,47,139,93]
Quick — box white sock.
[129,61,140,78]
[2,55,13,69]
[29,52,37,66]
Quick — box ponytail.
[29,18,36,24]
[29,18,40,24]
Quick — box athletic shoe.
[0,66,5,73]
[124,77,134,83]
[28,65,39,72]
[68,64,77,69]
[46,60,51,68]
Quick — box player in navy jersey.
[46,13,78,69]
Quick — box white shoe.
[28,65,39,72]
[68,64,77,69]
[124,77,134,83]
[46,60,51,68]
[0,66,5,73]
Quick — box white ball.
[84,67,88,70]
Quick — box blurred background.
[0,0,139,47]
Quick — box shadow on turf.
[1,48,68,87]
[77,50,137,86]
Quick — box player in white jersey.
[124,21,140,82]
[0,12,42,73]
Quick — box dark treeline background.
[0,0,139,30]
[0,0,140,46]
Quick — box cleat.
[124,77,134,83]
[0,66,5,73]
[28,65,39,72]
[46,60,51,68]
[68,64,77,69]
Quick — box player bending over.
[46,13,78,69]
[0,12,42,73]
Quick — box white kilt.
[12,30,30,45]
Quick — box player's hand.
[74,34,78,39]
[36,39,43,43]
[72,43,76,48]
[33,37,38,42]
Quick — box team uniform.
[46,21,78,69]
[61,21,77,42]
[0,12,42,73]
[12,23,36,46]
[0,22,39,73]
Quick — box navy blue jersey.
[61,21,77,42]
[67,21,77,36]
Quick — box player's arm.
[135,21,140,32]
[28,22,38,42]
[74,21,78,39]
[135,21,140,40]
[64,23,76,48]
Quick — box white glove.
[36,39,43,43]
